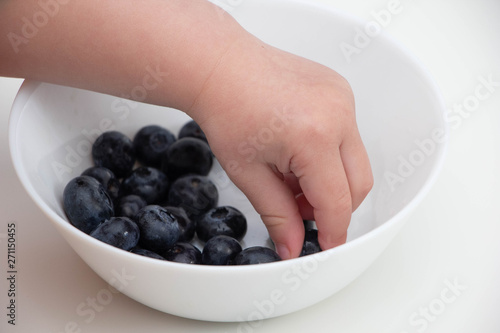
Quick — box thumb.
[228,163,304,259]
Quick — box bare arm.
[0,0,243,111]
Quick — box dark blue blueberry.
[92,131,136,178]
[63,176,114,234]
[119,166,169,205]
[133,125,176,168]
[303,219,316,231]
[232,246,281,265]
[168,175,218,218]
[163,242,202,264]
[201,235,242,265]
[81,166,121,202]
[178,120,208,144]
[300,229,322,257]
[130,247,166,260]
[163,206,195,242]
[196,206,247,243]
[161,137,213,180]
[135,205,180,254]
[90,217,140,251]
[115,194,147,220]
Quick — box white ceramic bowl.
[9,0,447,322]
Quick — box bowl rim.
[8,0,449,272]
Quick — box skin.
[0,0,373,259]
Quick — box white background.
[1,0,499,332]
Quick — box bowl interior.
[9,0,447,321]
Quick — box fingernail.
[275,243,290,260]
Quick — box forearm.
[0,0,246,112]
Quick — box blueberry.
[178,120,208,144]
[81,166,121,202]
[133,125,176,168]
[119,166,169,205]
[115,194,147,220]
[303,219,316,231]
[201,235,242,265]
[135,205,180,254]
[92,131,135,178]
[232,246,281,265]
[130,247,166,260]
[63,176,114,234]
[90,217,140,251]
[163,242,202,264]
[300,229,322,257]
[163,206,195,242]
[168,175,218,218]
[161,137,213,180]
[196,206,247,243]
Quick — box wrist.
[187,30,265,125]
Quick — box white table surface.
[1,0,499,332]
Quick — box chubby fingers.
[228,164,305,260]
[339,130,373,212]
[227,131,372,258]
[293,147,352,251]
[293,131,373,251]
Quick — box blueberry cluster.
[63,121,321,265]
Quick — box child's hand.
[189,36,373,259]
